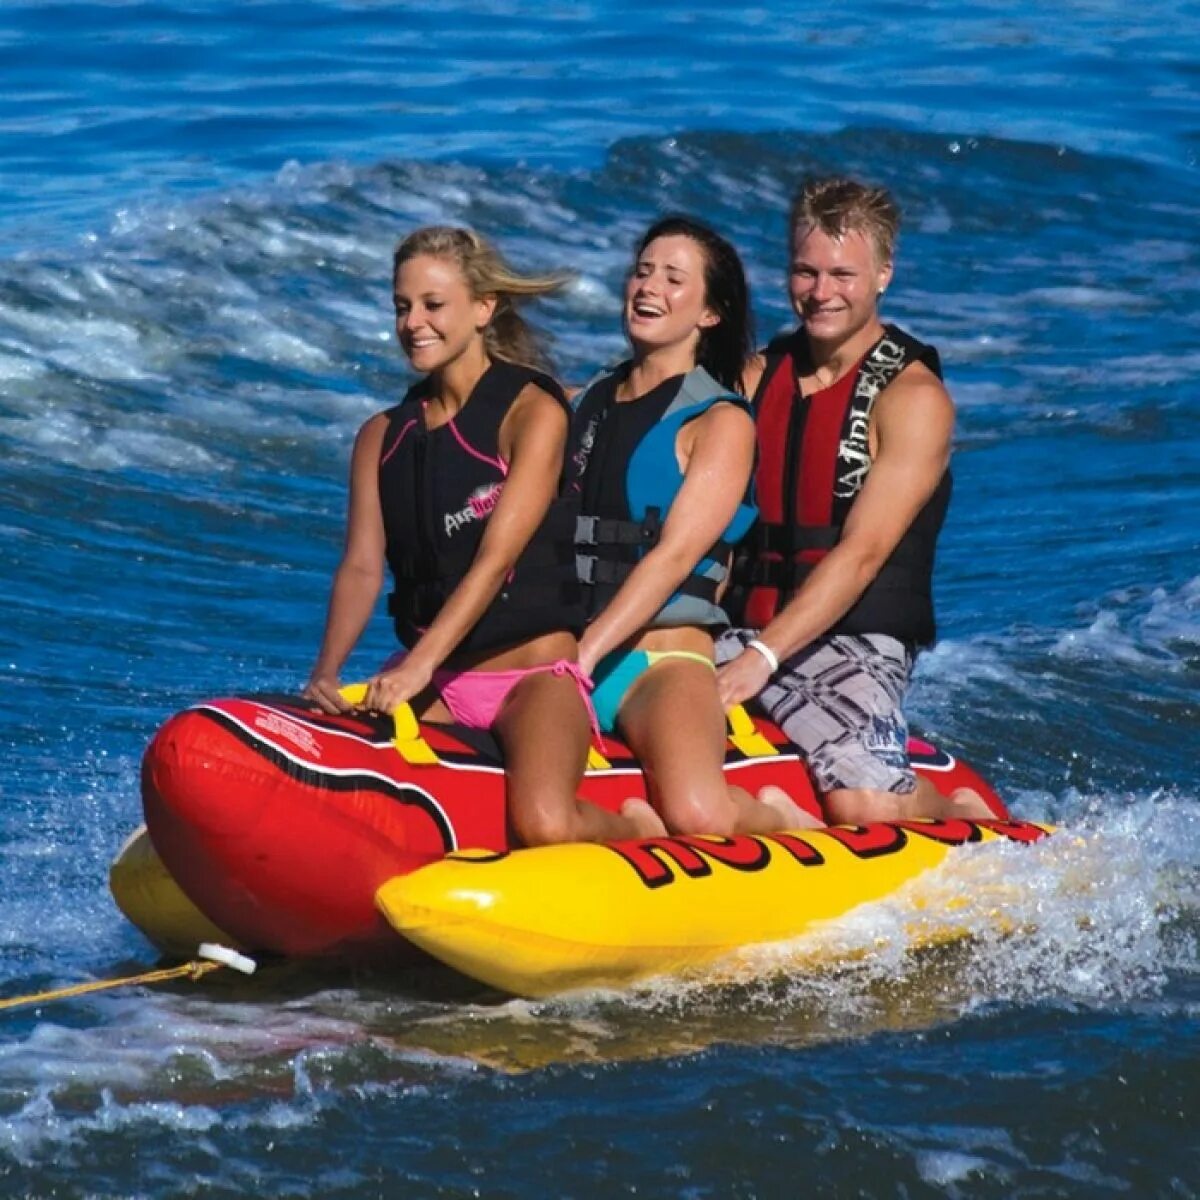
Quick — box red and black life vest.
[379,360,583,657]
[739,324,951,646]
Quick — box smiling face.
[788,223,893,347]
[393,253,496,374]
[624,234,718,358]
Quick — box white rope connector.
[198,943,258,975]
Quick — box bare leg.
[618,659,803,836]
[912,775,997,819]
[755,784,825,830]
[824,777,996,826]
[494,670,665,846]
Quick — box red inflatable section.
[142,695,1006,960]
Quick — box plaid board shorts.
[716,628,917,796]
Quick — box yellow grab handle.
[586,746,612,770]
[726,703,778,759]
[339,684,439,765]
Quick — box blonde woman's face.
[393,254,493,373]
[624,234,717,357]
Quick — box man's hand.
[716,648,774,709]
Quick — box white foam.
[0,411,224,473]
[564,274,621,316]
[916,1149,995,1187]
[319,296,392,340]
[912,635,1046,696]
[216,305,331,368]
[100,429,222,472]
[1024,285,1142,310]
[1052,577,1199,672]
[0,350,44,381]
[0,303,152,382]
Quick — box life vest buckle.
[639,506,662,546]
[575,515,598,546]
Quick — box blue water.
[2,1,1198,1195]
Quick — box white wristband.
[746,638,780,674]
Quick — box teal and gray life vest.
[567,363,757,628]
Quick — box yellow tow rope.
[0,943,256,1014]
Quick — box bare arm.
[718,366,953,706]
[365,384,569,712]
[578,402,756,674]
[304,413,389,712]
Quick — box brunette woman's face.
[624,234,718,356]
[393,254,494,373]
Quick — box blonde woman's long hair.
[393,226,572,372]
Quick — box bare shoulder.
[680,400,755,467]
[355,410,391,450]
[700,397,756,438]
[511,379,569,424]
[870,362,954,463]
[502,381,569,458]
[878,360,954,424]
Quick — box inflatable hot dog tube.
[374,819,1053,997]
[114,691,1015,964]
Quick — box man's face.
[788,224,892,344]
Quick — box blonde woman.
[305,226,663,845]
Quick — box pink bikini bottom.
[382,654,599,735]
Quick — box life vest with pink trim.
[379,360,583,655]
[739,324,951,646]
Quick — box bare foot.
[946,787,997,821]
[621,797,668,839]
[757,784,825,830]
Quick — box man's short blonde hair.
[789,176,900,266]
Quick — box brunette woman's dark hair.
[633,215,754,394]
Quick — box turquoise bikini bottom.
[590,647,715,734]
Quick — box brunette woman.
[569,216,817,835]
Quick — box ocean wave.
[0,128,1193,477]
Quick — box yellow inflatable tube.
[110,826,243,958]
[376,819,1053,997]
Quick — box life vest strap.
[575,508,663,548]
[750,522,840,554]
[576,553,725,600]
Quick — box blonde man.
[718,177,992,825]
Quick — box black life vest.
[379,359,583,656]
[740,324,951,646]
